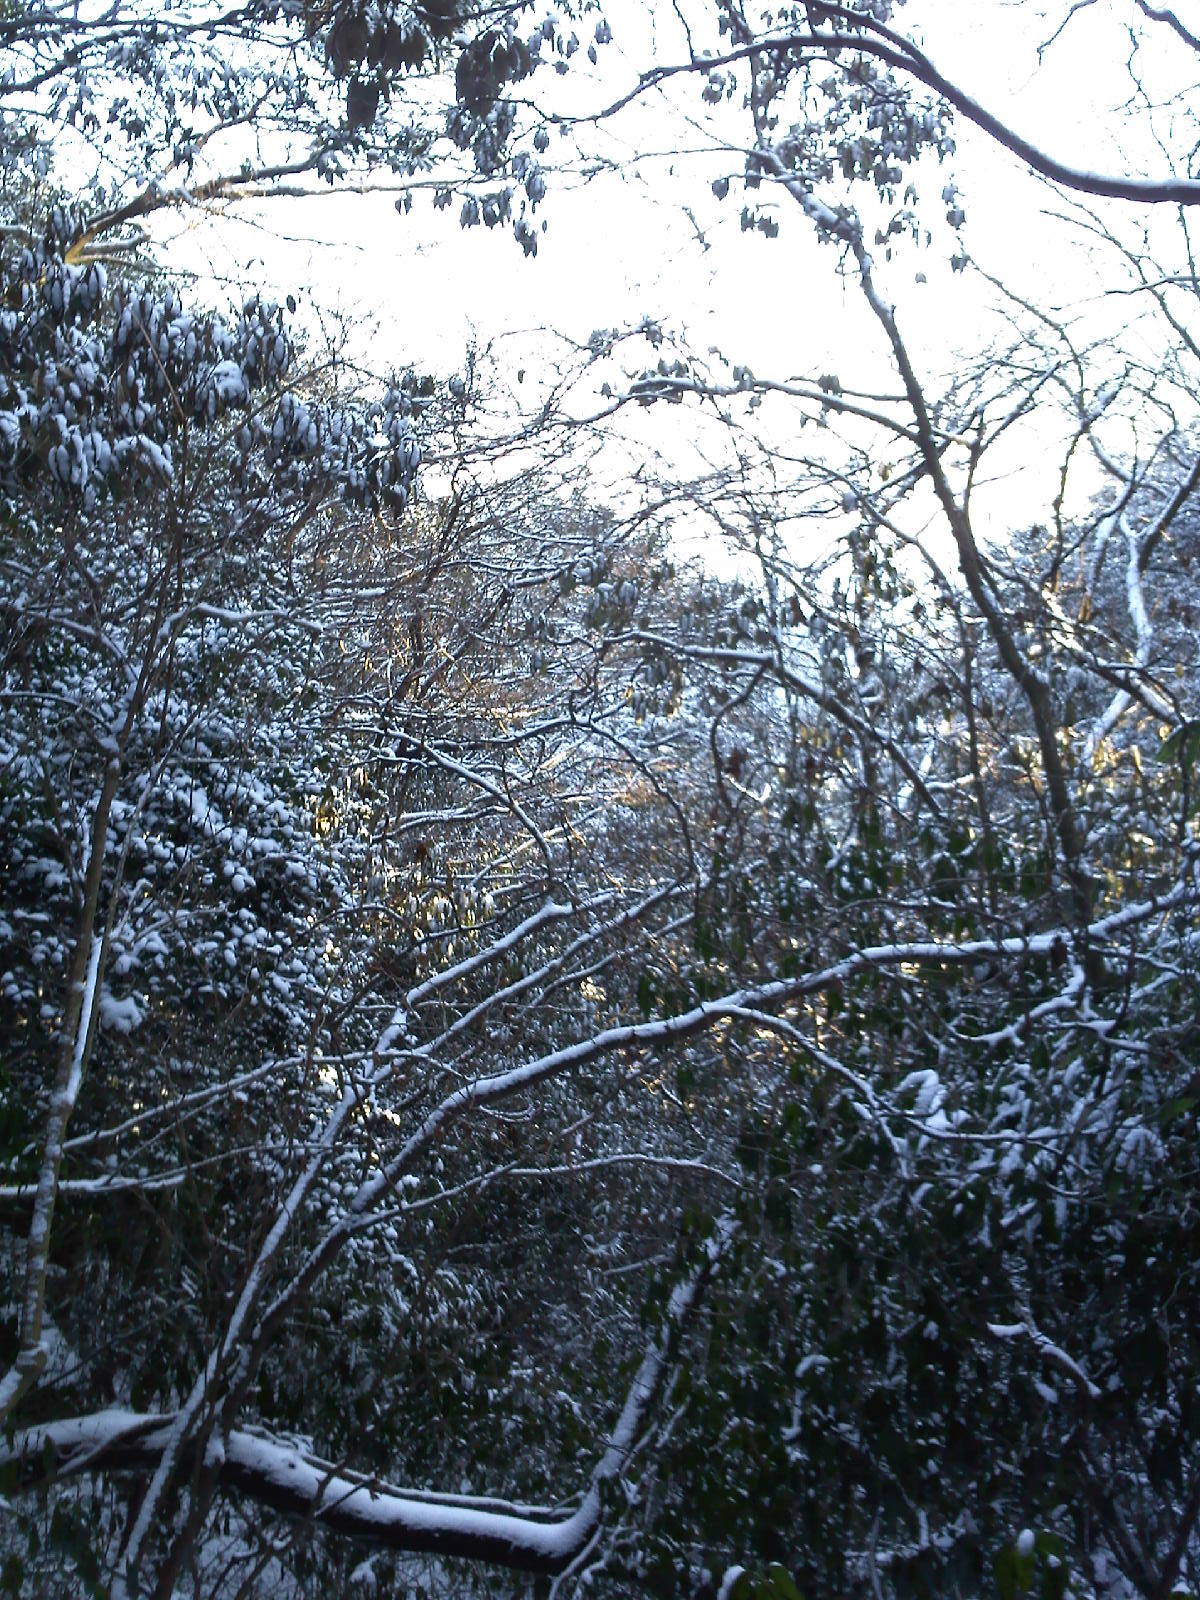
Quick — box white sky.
[158,0,1200,542]
[161,0,1175,338]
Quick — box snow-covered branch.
[2,1221,733,1573]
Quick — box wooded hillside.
[2,2,1199,1595]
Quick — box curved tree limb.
[0,1220,734,1575]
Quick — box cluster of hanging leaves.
[0,0,621,261]
[703,0,963,252]
[0,208,420,514]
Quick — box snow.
[1084,511,1157,757]
[987,1321,1101,1400]
[68,934,104,1103]
[794,1354,830,1380]
[55,1219,733,1582]
[98,989,144,1034]
[405,897,602,1008]
[0,1174,184,1202]
[3,1409,595,1568]
[208,359,247,405]
[2,55,1199,1588]
[896,1068,943,1118]
[222,1431,588,1562]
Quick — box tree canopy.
[2,2,1200,1598]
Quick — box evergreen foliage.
[2,3,1200,1597]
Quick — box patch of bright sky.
[160,0,1200,544]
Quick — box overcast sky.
[159,1,1174,347]
[157,0,1198,540]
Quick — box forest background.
[2,1,1200,1597]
